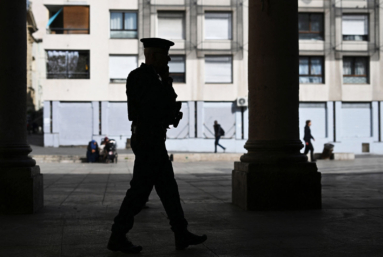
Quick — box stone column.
[0,0,43,214]
[232,0,321,210]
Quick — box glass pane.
[298,14,309,31]
[343,35,368,41]
[344,76,367,84]
[205,12,232,40]
[169,56,185,73]
[299,57,309,75]
[355,58,367,75]
[299,76,310,84]
[310,14,323,32]
[299,33,323,41]
[68,51,89,79]
[310,58,322,75]
[170,73,185,83]
[110,31,137,39]
[343,58,353,75]
[158,12,185,39]
[110,12,123,30]
[47,50,67,78]
[300,76,323,84]
[124,12,137,30]
[205,56,232,83]
[308,76,323,83]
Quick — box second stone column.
[232,0,321,210]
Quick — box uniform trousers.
[111,130,188,236]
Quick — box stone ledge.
[313,152,355,161]
[171,153,242,162]
[232,161,321,211]
[30,153,242,163]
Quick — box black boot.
[107,233,143,254]
[174,230,207,250]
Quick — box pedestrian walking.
[108,38,207,254]
[303,120,315,162]
[213,120,226,153]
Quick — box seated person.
[87,140,99,163]
[101,137,111,160]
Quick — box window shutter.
[205,12,232,40]
[63,6,89,34]
[342,15,368,35]
[342,103,372,138]
[205,56,232,83]
[109,56,137,80]
[158,12,185,39]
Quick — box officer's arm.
[165,78,184,127]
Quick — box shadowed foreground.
[0,159,382,256]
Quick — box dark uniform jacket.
[303,125,314,142]
[126,63,178,132]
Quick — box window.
[342,15,369,41]
[298,13,324,40]
[47,6,89,34]
[158,12,185,39]
[205,56,232,83]
[343,57,369,84]
[299,57,324,84]
[46,50,89,79]
[109,56,137,83]
[204,12,232,40]
[110,11,137,39]
[169,56,185,83]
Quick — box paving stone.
[1,159,383,256]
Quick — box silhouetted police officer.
[107,38,207,254]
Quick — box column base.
[0,166,43,214]
[232,161,321,210]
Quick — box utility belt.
[131,120,167,139]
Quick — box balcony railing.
[47,28,89,34]
[47,72,89,79]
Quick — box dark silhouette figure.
[303,120,315,162]
[108,38,207,254]
[86,140,99,163]
[213,120,226,153]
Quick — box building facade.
[31,0,383,154]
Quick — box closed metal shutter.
[58,102,92,145]
[203,102,236,139]
[108,102,131,137]
[341,102,371,138]
[299,103,327,140]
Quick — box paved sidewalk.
[1,158,383,256]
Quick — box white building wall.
[34,0,383,154]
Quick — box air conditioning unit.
[237,97,248,107]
